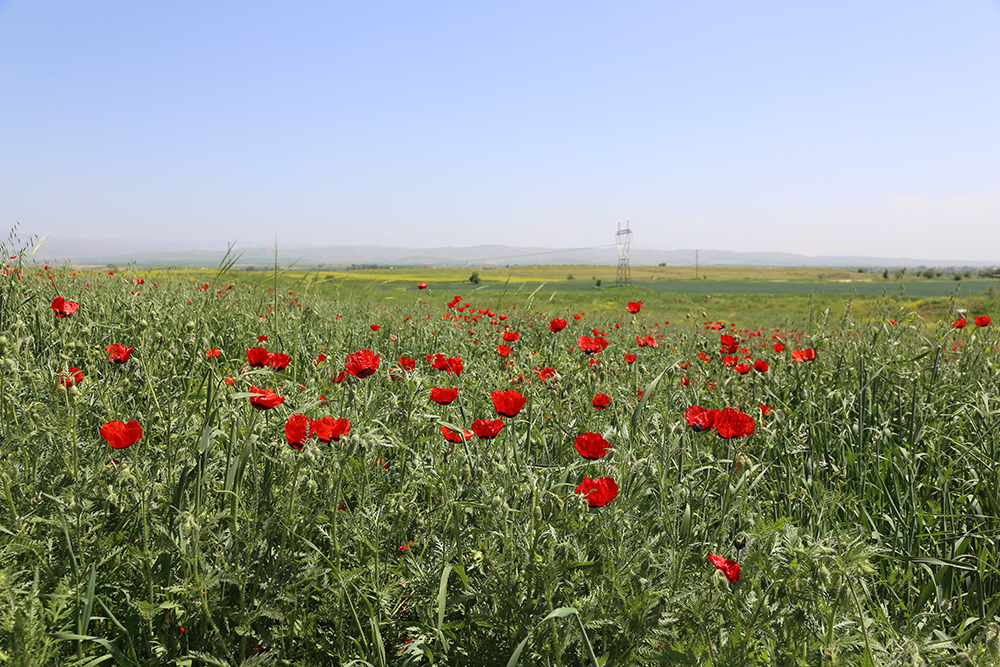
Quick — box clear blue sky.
[2,1,999,260]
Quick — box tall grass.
[0,234,998,665]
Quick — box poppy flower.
[759,404,772,416]
[722,355,738,367]
[285,413,311,448]
[790,348,816,363]
[626,301,642,314]
[734,363,750,375]
[574,432,610,460]
[266,352,290,371]
[720,335,738,353]
[753,359,768,373]
[206,348,221,359]
[592,393,611,409]
[707,554,740,583]
[496,344,511,358]
[310,417,351,442]
[574,476,618,507]
[441,426,473,443]
[578,335,608,354]
[535,367,555,381]
[622,353,636,364]
[100,420,143,449]
[370,324,380,331]
[445,357,464,375]
[59,366,84,387]
[975,316,991,327]
[953,318,966,329]
[417,282,428,289]
[684,406,718,432]
[491,390,526,417]
[51,296,79,318]
[548,318,568,332]
[502,331,519,342]
[105,344,134,364]
[248,386,284,410]
[715,407,755,439]
[430,387,458,405]
[398,356,416,371]
[331,371,346,383]
[427,353,463,375]
[709,321,725,330]
[344,349,380,378]
[247,347,271,367]
[471,419,504,440]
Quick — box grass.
[2,236,1000,665]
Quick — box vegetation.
[2,231,1000,665]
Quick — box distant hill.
[23,237,998,270]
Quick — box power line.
[472,244,616,262]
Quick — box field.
[3,244,1000,665]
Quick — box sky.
[1,1,999,261]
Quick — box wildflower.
[574,432,610,460]
[502,331,519,342]
[247,347,271,367]
[592,393,611,409]
[791,348,816,362]
[734,363,750,375]
[266,352,290,371]
[720,334,738,353]
[626,301,642,314]
[753,359,768,373]
[100,420,143,449]
[248,386,284,410]
[953,318,966,329]
[206,348,221,359]
[684,406,717,432]
[441,426,473,443]
[622,353,636,364]
[496,344,511,358]
[311,417,350,442]
[715,407,755,439]
[548,318,568,332]
[574,476,618,507]
[707,554,740,583]
[105,344,134,364]
[430,387,458,405]
[398,356,416,371]
[256,335,268,342]
[535,367,555,381]
[976,315,991,327]
[51,296,79,318]
[773,342,785,352]
[59,367,84,387]
[285,413,311,449]
[345,349,380,378]
[417,282,428,289]
[471,419,504,440]
[578,335,608,354]
[370,324,380,331]
[759,404,772,416]
[491,390,526,417]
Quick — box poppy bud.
[139,319,149,330]
[0,335,7,352]
[185,321,196,331]
[733,535,747,551]
[68,385,81,398]
[2,358,14,371]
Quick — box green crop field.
[3,242,1000,665]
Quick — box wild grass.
[1,234,999,665]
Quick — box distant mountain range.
[19,237,998,270]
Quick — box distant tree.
[469,271,481,284]
[882,269,889,280]
[595,280,602,288]
[566,274,574,280]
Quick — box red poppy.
[398,356,416,371]
[331,371,346,383]
[491,390,526,417]
[430,387,458,405]
[370,324,380,331]
[709,321,725,330]
[953,318,966,329]
[621,353,636,364]
[790,348,816,363]
[684,406,718,432]
[345,349,380,378]
[548,318,568,332]
[248,386,285,410]
[206,348,221,359]
[773,342,785,352]
[247,347,271,367]
[267,352,290,371]
[285,413,311,449]
[626,301,642,314]
[578,335,608,354]
[427,353,463,375]
[51,296,79,318]
[574,432,610,460]
[59,367,84,387]
[759,404,772,416]
[441,426,473,443]
[502,331,519,342]
[753,359,768,373]
[417,282,428,289]
[574,476,618,507]
[496,344,511,358]
[257,335,268,342]
[105,344,134,364]
[715,407,755,439]
[100,420,143,449]
[734,363,750,375]
[535,367,555,381]
[720,334,738,353]
[707,554,740,583]
[471,419,504,439]
[311,417,351,442]
[592,393,611,409]
[975,315,991,327]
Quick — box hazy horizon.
[2,2,999,261]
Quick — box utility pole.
[616,222,632,287]
[695,250,699,280]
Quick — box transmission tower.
[616,222,632,287]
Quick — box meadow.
[3,241,1000,665]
